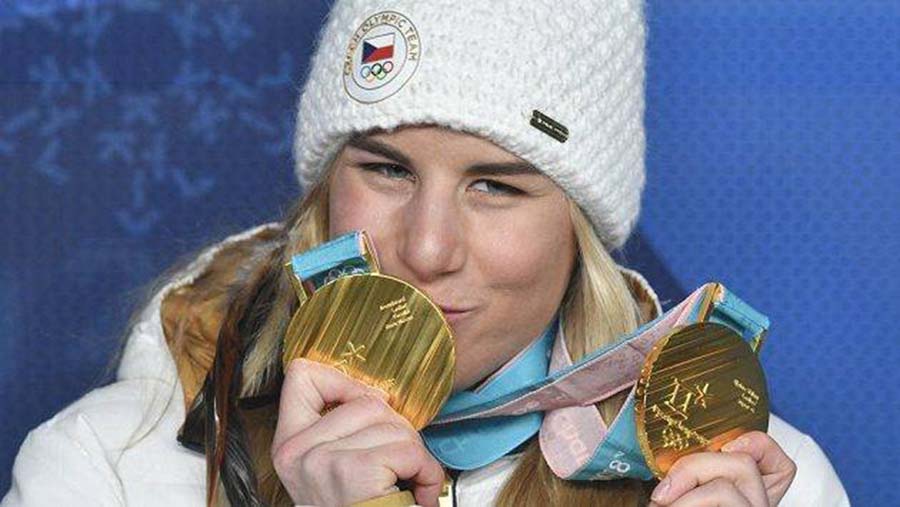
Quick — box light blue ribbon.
[420,320,556,470]
[290,231,374,289]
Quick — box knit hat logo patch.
[343,11,420,104]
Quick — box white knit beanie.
[293,0,646,250]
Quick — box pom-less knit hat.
[293,0,646,250]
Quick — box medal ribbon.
[290,233,770,480]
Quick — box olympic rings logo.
[360,61,395,82]
[322,266,367,285]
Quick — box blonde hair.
[162,168,653,506]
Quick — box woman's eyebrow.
[464,161,541,177]
[346,136,412,166]
[346,135,541,177]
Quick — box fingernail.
[651,476,670,503]
[722,435,749,452]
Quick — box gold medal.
[635,321,769,477]
[282,273,455,430]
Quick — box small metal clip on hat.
[530,109,569,143]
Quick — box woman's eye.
[470,179,523,196]
[360,163,413,180]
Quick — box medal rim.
[633,321,769,478]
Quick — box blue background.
[1,1,897,504]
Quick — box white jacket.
[2,225,851,506]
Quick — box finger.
[315,421,424,453]
[279,393,410,460]
[273,359,388,450]
[651,451,767,507]
[721,431,797,504]
[659,477,752,507]
[362,441,445,507]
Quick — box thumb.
[722,430,797,504]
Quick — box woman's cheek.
[329,176,392,239]
[481,216,571,288]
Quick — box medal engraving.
[734,378,761,414]
[382,296,414,330]
[335,341,367,374]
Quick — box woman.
[3,1,848,506]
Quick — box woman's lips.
[438,305,475,324]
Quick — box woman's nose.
[395,191,466,283]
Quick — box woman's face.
[328,126,576,392]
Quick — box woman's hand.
[271,359,445,507]
[649,431,797,506]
